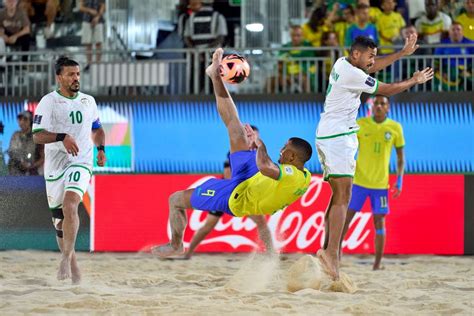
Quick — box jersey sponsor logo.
[365,76,376,87]
[384,131,392,140]
[284,166,294,175]
[33,115,42,124]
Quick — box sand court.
[0,251,473,314]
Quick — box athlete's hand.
[412,67,434,84]
[401,33,419,56]
[63,134,79,156]
[391,186,402,199]
[96,150,106,167]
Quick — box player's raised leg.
[206,48,249,153]
[151,189,194,257]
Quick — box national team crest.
[384,132,392,140]
[81,98,89,105]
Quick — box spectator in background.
[0,0,31,61]
[7,111,44,175]
[415,0,452,44]
[80,0,105,70]
[434,22,474,90]
[377,0,405,54]
[182,0,227,93]
[20,0,58,39]
[302,5,334,47]
[267,25,315,93]
[345,4,379,47]
[357,0,382,23]
[183,0,227,49]
[334,4,356,47]
[455,0,474,41]
[440,0,464,20]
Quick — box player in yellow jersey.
[341,95,405,270]
[153,48,312,258]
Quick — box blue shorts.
[190,151,259,216]
[348,184,389,215]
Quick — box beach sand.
[0,251,473,315]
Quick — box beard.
[69,82,80,92]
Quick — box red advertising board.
[93,174,464,254]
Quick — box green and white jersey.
[316,57,378,139]
[32,90,99,180]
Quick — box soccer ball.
[220,54,250,84]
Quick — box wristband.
[396,176,403,190]
[97,145,105,152]
[56,133,66,142]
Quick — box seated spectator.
[357,0,382,23]
[302,5,332,47]
[440,0,464,20]
[334,4,356,47]
[20,0,58,39]
[345,3,379,47]
[415,0,452,44]
[80,0,106,70]
[434,22,474,90]
[266,25,316,93]
[0,0,31,61]
[7,111,44,176]
[319,31,340,86]
[376,0,406,54]
[455,0,474,41]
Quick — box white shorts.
[81,22,104,45]
[45,164,92,209]
[316,133,358,181]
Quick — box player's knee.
[374,216,385,230]
[51,208,64,238]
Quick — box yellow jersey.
[302,23,330,47]
[354,117,405,189]
[376,12,406,54]
[456,14,474,41]
[229,164,311,216]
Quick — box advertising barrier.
[93,174,467,254]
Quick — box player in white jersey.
[315,35,433,280]
[33,57,106,284]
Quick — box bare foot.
[316,249,339,280]
[205,48,224,79]
[71,256,82,284]
[151,243,184,258]
[57,257,71,281]
[373,264,385,271]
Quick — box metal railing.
[1,44,473,98]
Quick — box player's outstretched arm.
[377,67,434,96]
[33,130,79,156]
[368,33,419,73]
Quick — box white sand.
[0,251,473,315]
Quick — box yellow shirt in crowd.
[354,117,405,189]
[376,11,406,54]
[456,13,474,41]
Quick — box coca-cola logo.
[167,176,372,252]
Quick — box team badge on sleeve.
[365,77,376,87]
[284,166,294,175]
[33,115,42,124]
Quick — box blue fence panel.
[1,100,472,174]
